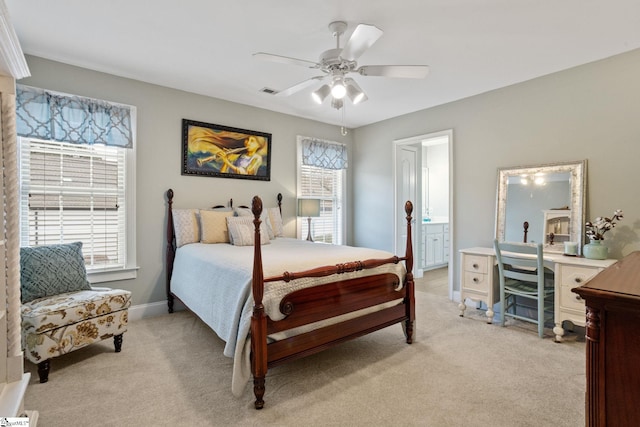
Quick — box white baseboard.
[128,299,185,322]
[0,372,30,417]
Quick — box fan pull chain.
[341,103,348,136]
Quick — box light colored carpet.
[24,270,586,426]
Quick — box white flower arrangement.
[585,209,623,241]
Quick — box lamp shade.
[346,78,368,104]
[297,198,321,217]
[311,84,330,104]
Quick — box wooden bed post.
[250,195,268,409]
[277,193,282,215]
[166,189,176,313]
[404,201,415,343]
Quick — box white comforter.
[170,238,405,396]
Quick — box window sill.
[87,266,139,284]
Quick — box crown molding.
[0,0,29,80]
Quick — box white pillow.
[200,209,234,243]
[172,209,199,247]
[235,206,275,239]
[226,216,270,246]
[268,207,284,237]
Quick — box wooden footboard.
[164,189,414,409]
[249,195,414,409]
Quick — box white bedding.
[170,237,406,396]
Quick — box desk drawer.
[559,265,601,287]
[560,284,586,312]
[463,271,489,293]
[463,255,488,274]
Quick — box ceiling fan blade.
[276,76,325,97]
[253,52,320,69]
[340,24,383,61]
[357,65,430,79]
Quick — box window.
[297,136,347,244]
[16,85,137,283]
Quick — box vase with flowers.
[583,209,623,259]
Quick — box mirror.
[495,160,587,254]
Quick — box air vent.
[259,87,279,95]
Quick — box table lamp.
[297,198,321,241]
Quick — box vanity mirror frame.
[495,160,587,254]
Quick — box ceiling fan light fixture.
[345,78,367,104]
[311,84,330,104]
[330,78,347,99]
[331,97,344,110]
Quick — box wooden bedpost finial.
[405,200,413,217]
[167,188,174,203]
[252,196,263,218]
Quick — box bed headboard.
[164,189,283,313]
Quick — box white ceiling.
[6,0,640,129]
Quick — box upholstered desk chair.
[20,242,131,382]
[493,240,554,338]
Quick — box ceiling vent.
[259,87,279,95]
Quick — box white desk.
[458,247,616,341]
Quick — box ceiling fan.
[253,21,429,110]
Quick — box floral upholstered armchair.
[19,242,131,383]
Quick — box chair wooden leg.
[114,334,123,352]
[37,360,50,383]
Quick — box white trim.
[128,300,186,322]
[87,266,139,284]
[0,372,30,416]
[0,0,30,79]
[394,130,454,300]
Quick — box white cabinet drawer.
[559,265,601,287]
[425,224,444,234]
[463,255,488,274]
[560,284,586,312]
[463,271,489,293]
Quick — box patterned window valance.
[16,84,134,148]
[300,137,348,170]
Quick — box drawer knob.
[472,277,479,283]
[575,295,583,301]
[574,277,583,284]
[472,263,479,269]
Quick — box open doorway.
[394,130,453,300]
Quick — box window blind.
[19,138,126,270]
[299,163,344,244]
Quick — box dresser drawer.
[463,271,489,293]
[463,255,488,274]
[560,284,586,312]
[559,265,601,287]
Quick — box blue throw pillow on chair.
[20,242,92,303]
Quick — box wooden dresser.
[573,251,640,427]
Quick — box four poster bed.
[165,189,415,408]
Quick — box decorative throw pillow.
[268,207,284,237]
[234,207,252,217]
[20,242,92,303]
[236,206,275,239]
[200,209,234,243]
[173,209,199,247]
[226,216,270,246]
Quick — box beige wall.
[353,48,640,292]
[20,55,354,306]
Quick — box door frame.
[393,143,419,276]
[394,129,454,299]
